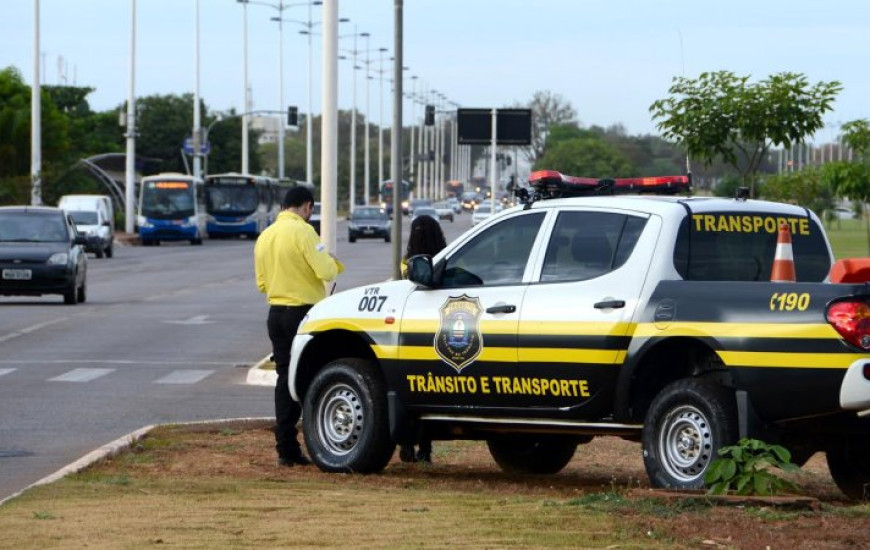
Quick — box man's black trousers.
[267,304,312,460]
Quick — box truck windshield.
[673,212,832,282]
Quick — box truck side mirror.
[407,255,435,287]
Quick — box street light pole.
[31,0,42,206]
[377,47,387,189]
[193,0,202,180]
[124,0,137,232]
[321,0,338,254]
[241,1,250,174]
[363,33,371,205]
[277,2,285,179]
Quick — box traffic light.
[287,106,299,126]
[425,105,435,126]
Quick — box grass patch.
[825,217,870,259]
[1,422,866,549]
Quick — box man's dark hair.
[283,185,315,208]
[406,215,447,259]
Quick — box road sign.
[183,137,211,156]
[457,108,532,145]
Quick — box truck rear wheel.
[642,379,738,489]
[487,435,582,474]
[303,358,394,473]
[826,436,870,501]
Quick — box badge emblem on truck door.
[435,295,483,372]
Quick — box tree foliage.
[761,167,835,220]
[650,71,841,197]
[825,119,870,254]
[536,135,633,177]
[523,90,577,166]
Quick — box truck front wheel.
[826,436,870,501]
[642,379,738,489]
[487,435,585,474]
[302,358,394,473]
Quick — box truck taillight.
[827,300,870,350]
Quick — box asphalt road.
[0,211,471,502]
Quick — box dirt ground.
[105,420,870,550]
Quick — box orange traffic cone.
[771,222,796,282]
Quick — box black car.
[347,206,391,243]
[0,206,89,305]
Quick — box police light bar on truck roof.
[523,170,692,201]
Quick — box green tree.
[135,95,261,176]
[535,137,633,177]
[826,119,870,254]
[522,90,577,166]
[650,71,841,197]
[0,66,71,204]
[761,167,834,220]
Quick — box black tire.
[95,249,104,259]
[826,436,870,501]
[487,435,580,474]
[141,239,152,247]
[384,235,391,243]
[63,282,78,305]
[642,379,738,489]
[77,278,86,303]
[105,243,113,258]
[349,233,356,243]
[303,358,395,473]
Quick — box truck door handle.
[486,304,516,314]
[594,300,625,309]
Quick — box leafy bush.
[705,438,801,496]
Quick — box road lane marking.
[0,368,15,377]
[155,369,214,384]
[49,368,115,382]
[0,317,69,343]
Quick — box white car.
[471,203,501,226]
[411,207,439,224]
[432,201,455,223]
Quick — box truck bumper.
[840,359,870,414]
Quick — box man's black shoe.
[278,454,311,467]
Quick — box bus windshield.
[141,181,195,219]
[205,185,259,216]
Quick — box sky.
[1,0,868,141]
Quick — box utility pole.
[31,0,42,205]
[391,0,403,279]
[124,0,137,232]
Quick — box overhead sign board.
[457,108,532,146]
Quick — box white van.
[58,194,115,258]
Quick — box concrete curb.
[0,417,273,508]
[246,354,277,386]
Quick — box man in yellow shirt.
[254,186,344,466]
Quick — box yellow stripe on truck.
[716,351,863,369]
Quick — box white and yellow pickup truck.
[289,172,870,500]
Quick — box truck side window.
[540,212,647,282]
[441,212,545,288]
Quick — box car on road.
[446,197,462,214]
[409,198,432,215]
[432,201,455,223]
[309,202,321,235]
[348,206,391,243]
[460,191,481,211]
[59,194,114,258]
[471,203,501,226]
[411,207,439,224]
[0,206,89,305]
